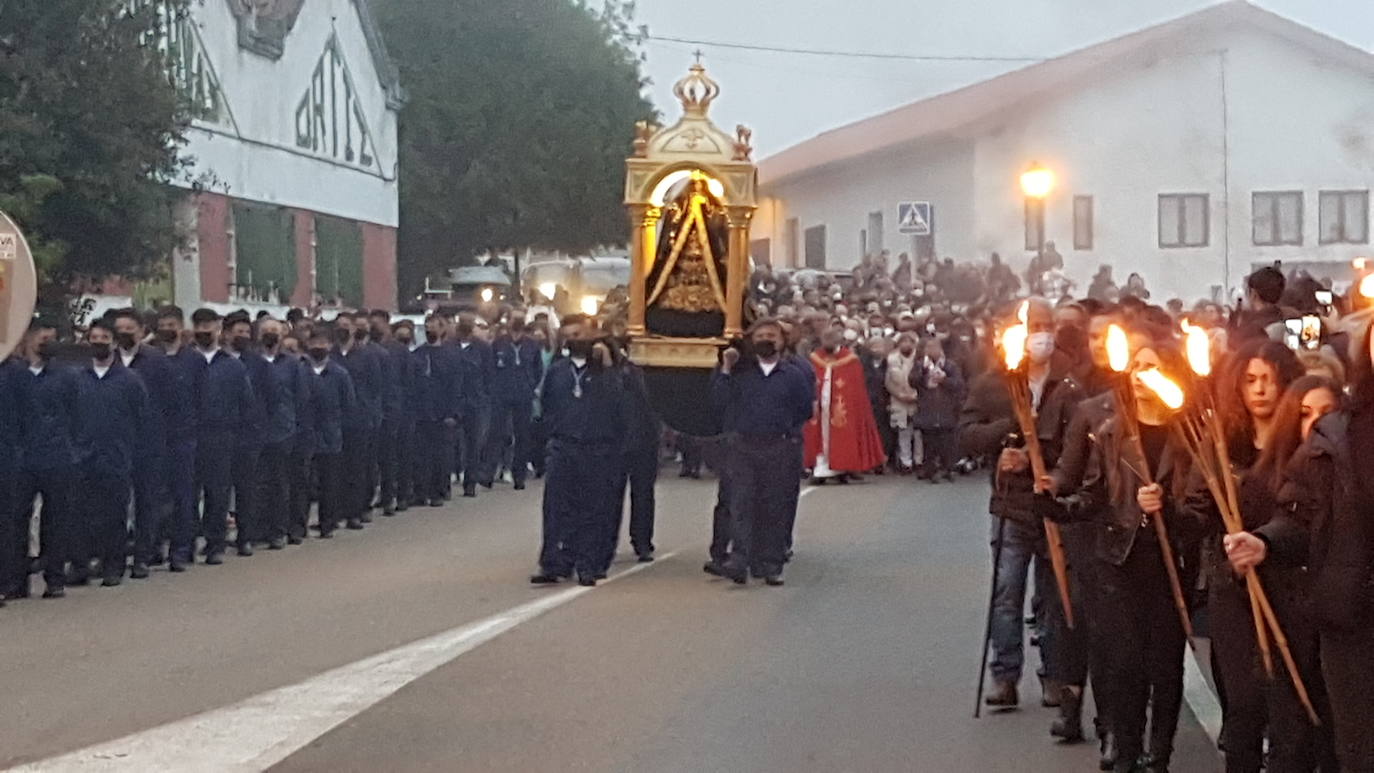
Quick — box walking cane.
[974,513,1008,719]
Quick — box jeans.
[988,515,1061,684]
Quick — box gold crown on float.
[673,62,720,117]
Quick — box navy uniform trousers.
[539,440,620,577]
[724,434,802,577]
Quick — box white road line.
[10,554,675,773]
[1182,645,1223,744]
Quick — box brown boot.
[984,680,1019,708]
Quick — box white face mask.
[883,327,895,337]
[1027,331,1056,364]
[843,329,859,343]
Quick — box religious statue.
[633,120,654,158]
[732,124,753,161]
[644,171,730,337]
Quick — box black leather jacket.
[1260,412,1374,632]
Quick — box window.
[859,229,867,258]
[1024,198,1045,251]
[785,218,800,267]
[315,215,364,306]
[867,210,884,254]
[1073,196,1094,250]
[231,203,296,303]
[1319,190,1369,244]
[804,225,827,269]
[1158,194,1209,248]
[1252,191,1303,246]
[749,238,771,267]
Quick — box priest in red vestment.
[803,329,887,481]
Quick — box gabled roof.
[353,0,406,109]
[759,1,1374,186]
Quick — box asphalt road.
[0,472,1221,772]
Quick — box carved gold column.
[627,204,654,336]
[724,206,753,339]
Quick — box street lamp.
[1020,162,1054,291]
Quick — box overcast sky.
[637,0,1374,157]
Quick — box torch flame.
[1137,368,1185,411]
[1001,324,1028,371]
[1106,323,1130,373]
[1361,273,1374,299]
[1182,323,1211,377]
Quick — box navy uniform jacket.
[620,361,660,454]
[75,362,150,478]
[710,355,815,437]
[181,348,255,438]
[265,352,309,447]
[450,340,494,419]
[122,345,185,455]
[18,360,82,472]
[302,359,356,456]
[491,336,543,406]
[335,343,383,431]
[379,340,411,423]
[541,356,625,447]
[411,343,461,424]
[234,349,277,446]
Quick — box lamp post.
[1020,162,1054,292]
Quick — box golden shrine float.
[624,60,756,435]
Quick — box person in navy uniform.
[185,308,255,566]
[449,315,494,498]
[709,318,815,586]
[5,320,80,599]
[224,311,276,556]
[413,315,461,507]
[256,317,308,549]
[151,305,199,572]
[605,350,659,568]
[111,308,183,578]
[530,315,625,587]
[368,309,410,515]
[0,347,26,605]
[302,330,357,538]
[335,312,384,523]
[486,314,544,491]
[73,319,150,587]
[390,320,420,510]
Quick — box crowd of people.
[4,245,1372,771]
[0,304,663,603]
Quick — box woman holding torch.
[1227,323,1374,773]
[1063,334,1202,773]
[1184,340,1321,773]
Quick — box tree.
[375,0,657,298]
[0,0,192,301]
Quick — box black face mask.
[194,331,215,348]
[369,328,384,342]
[90,342,112,360]
[261,332,280,349]
[308,347,329,363]
[231,335,251,352]
[396,335,414,347]
[566,339,594,359]
[353,328,368,342]
[36,340,57,359]
[115,332,137,350]
[335,329,352,344]
[753,340,778,358]
[157,328,178,344]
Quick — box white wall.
[176,0,400,227]
[757,138,975,270]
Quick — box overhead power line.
[646,34,1046,63]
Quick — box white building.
[752,1,1374,302]
[150,0,403,313]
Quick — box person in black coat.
[333,314,380,529]
[485,315,544,491]
[301,330,358,538]
[184,308,256,565]
[256,317,309,549]
[861,337,894,471]
[911,336,965,481]
[530,315,625,587]
[73,319,150,587]
[8,320,81,598]
[390,320,420,510]
[368,310,409,515]
[0,351,26,605]
[605,355,659,569]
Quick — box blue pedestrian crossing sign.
[897,201,932,236]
